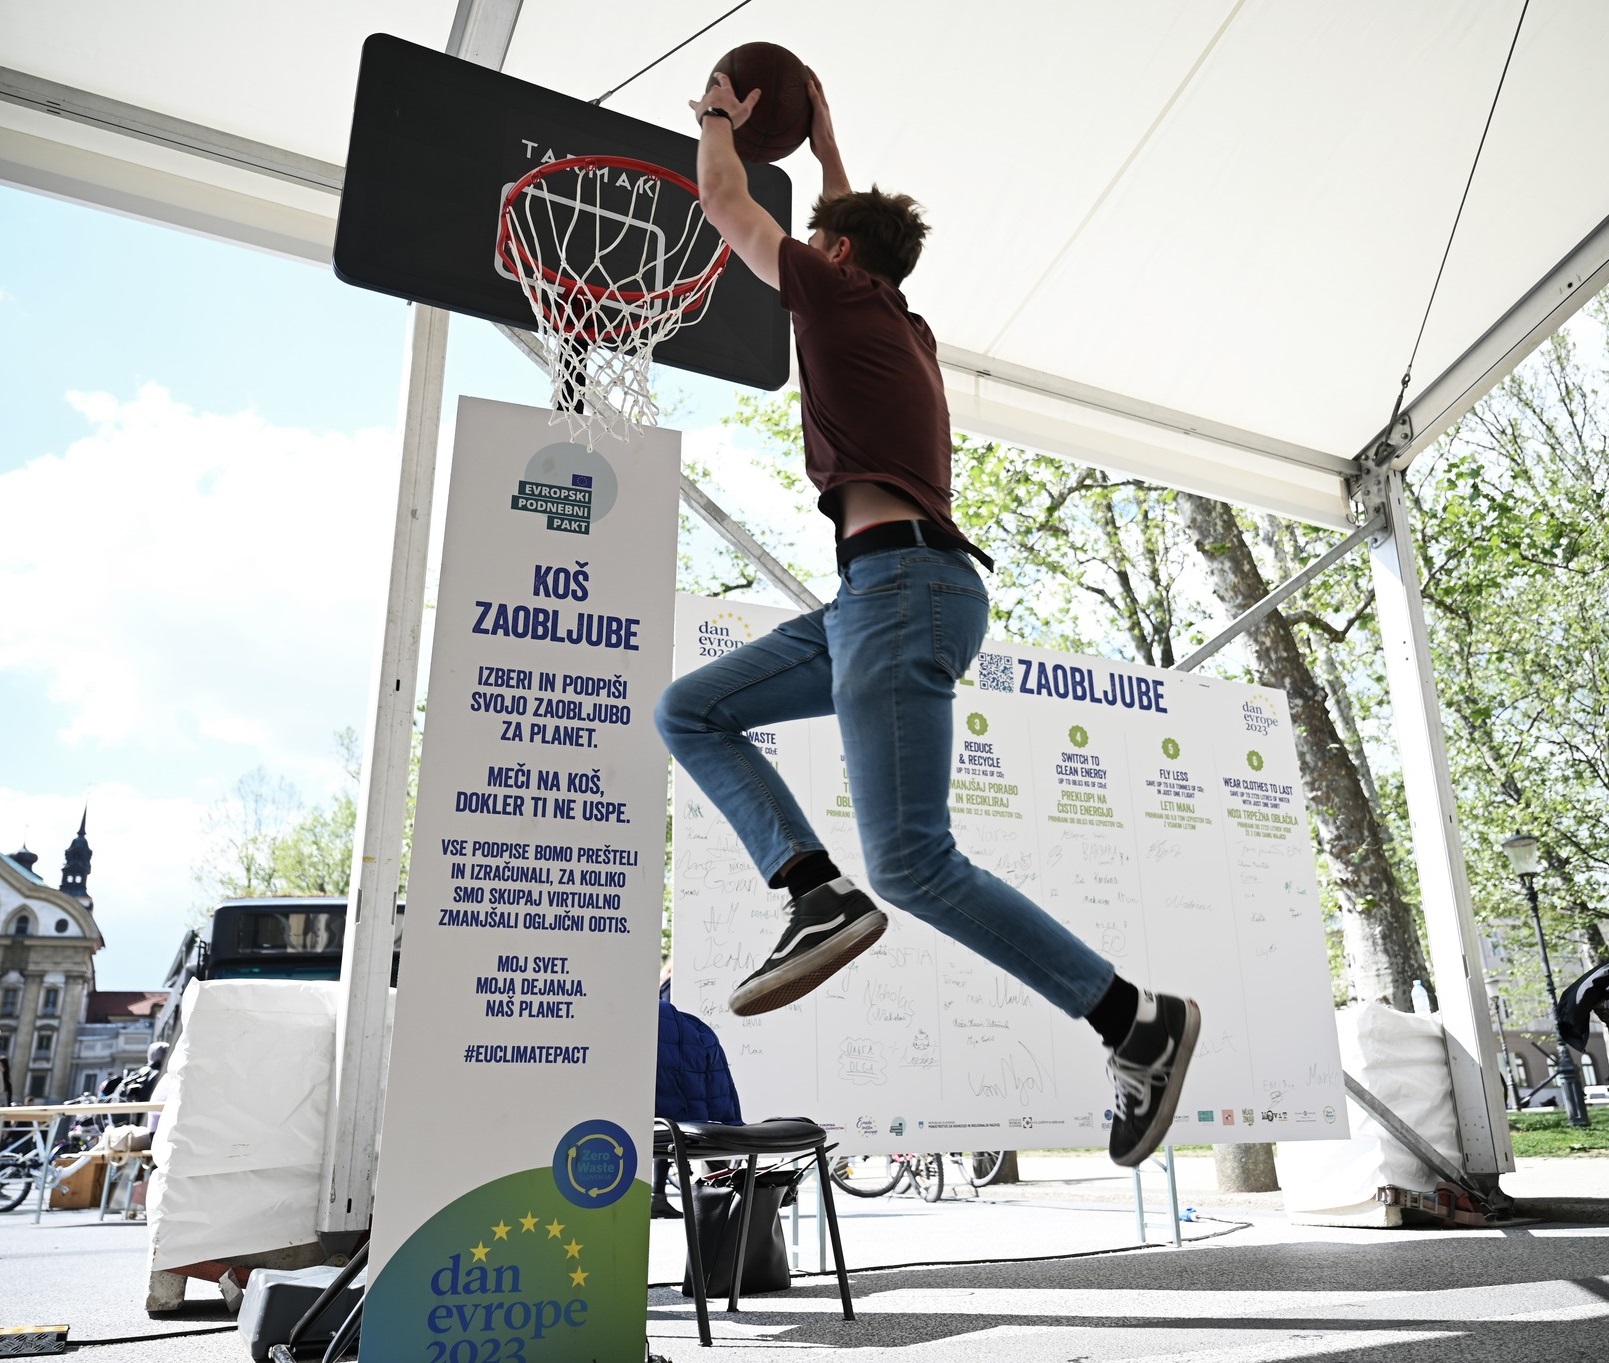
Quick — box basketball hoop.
[497,155,730,445]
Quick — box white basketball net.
[497,156,729,446]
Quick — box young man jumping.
[655,71,1199,1166]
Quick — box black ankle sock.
[781,852,840,901]
[1086,975,1140,1049]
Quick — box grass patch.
[1508,1105,1609,1156]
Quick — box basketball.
[710,42,813,163]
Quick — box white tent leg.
[317,304,450,1248]
[1367,468,1514,1182]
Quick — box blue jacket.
[656,999,743,1124]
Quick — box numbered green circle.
[1246,749,1265,772]
[966,712,989,737]
[1161,737,1181,760]
[1067,724,1089,748]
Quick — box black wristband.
[699,107,733,125]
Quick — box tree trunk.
[1176,494,1431,1010]
[1214,1142,1279,1192]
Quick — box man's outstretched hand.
[806,73,850,200]
[690,71,760,129]
[807,73,838,158]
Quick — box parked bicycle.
[0,1114,102,1214]
[0,1154,43,1213]
[829,1150,1005,1203]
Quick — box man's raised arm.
[690,73,785,290]
[807,75,851,202]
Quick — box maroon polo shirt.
[776,237,986,563]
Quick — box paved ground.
[4,1155,1608,1361]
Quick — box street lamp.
[1500,833,1591,1128]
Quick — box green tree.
[1404,301,1609,1018]
[194,767,303,901]
[1173,492,1432,1010]
[194,728,369,902]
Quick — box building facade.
[0,819,103,1103]
[71,991,168,1098]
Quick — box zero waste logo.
[511,442,620,535]
[553,1119,636,1209]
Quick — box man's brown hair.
[808,186,929,286]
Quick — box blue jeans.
[655,537,1115,1020]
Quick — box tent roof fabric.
[5,1,1607,527]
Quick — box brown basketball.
[710,43,812,163]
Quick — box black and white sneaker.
[1106,989,1201,1167]
[728,878,888,1017]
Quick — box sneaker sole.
[728,910,889,1016]
[1111,998,1202,1168]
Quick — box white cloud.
[0,385,397,793]
[0,783,211,989]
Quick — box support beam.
[318,305,449,1252]
[938,344,1356,530]
[678,475,821,612]
[1343,1072,1465,1188]
[1175,515,1381,673]
[1367,469,1513,1181]
[0,66,343,193]
[1366,211,1609,471]
[321,0,524,1250]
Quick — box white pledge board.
[671,594,1349,1153]
[363,401,678,1363]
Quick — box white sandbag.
[147,979,338,1269]
[1280,1002,1462,1227]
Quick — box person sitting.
[654,996,743,1218]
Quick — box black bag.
[681,1169,802,1297]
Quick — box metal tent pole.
[1361,467,1513,1183]
[317,302,449,1250]
[1164,1147,1182,1247]
[317,0,523,1251]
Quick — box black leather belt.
[836,520,994,571]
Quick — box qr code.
[977,651,1015,692]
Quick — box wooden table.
[2,1101,165,1223]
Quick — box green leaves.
[1409,296,1609,1010]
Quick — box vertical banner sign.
[672,594,1348,1151]
[363,400,678,1362]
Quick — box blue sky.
[0,183,785,989]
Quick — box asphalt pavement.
[4,1154,1608,1363]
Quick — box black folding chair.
[654,1117,855,1347]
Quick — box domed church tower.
[60,810,93,910]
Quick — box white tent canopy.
[7,1,1609,524]
[8,0,1607,1226]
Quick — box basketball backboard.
[334,34,792,392]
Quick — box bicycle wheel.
[907,1153,944,1202]
[965,1151,1006,1187]
[828,1154,904,1198]
[0,1161,35,1213]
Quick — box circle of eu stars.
[465,1207,589,1289]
